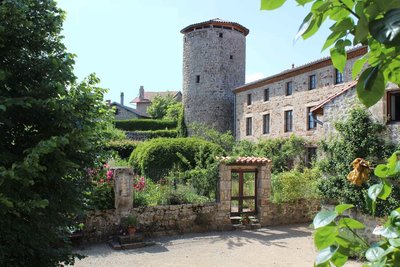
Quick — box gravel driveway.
[73,224,362,267]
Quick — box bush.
[271,167,321,203]
[129,137,224,182]
[233,135,308,173]
[317,107,397,216]
[104,139,139,159]
[166,185,209,205]
[115,119,177,131]
[189,123,235,153]
[134,129,177,139]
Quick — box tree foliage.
[147,94,179,119]
[0,1,112,266]
[261,0,400,108]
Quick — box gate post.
[217,162,232,226]
[112,167,134,215]
[256,162,272,226]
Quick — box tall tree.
[261,0,400,107]
[0,1,111,266]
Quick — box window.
[196,75,200,83]
[230,55,233,59]
[306,147,317,167]
[309,74,316,90]
[263,114,270,134]
[335,69,343,84]
[246,117,252,136]
[264,88,269,102]
[247,94,252,105]
[284,110,293,132]
[286,81,293,96]
[388,91,400,122]
[219,33,223,38]
[307,107,317,130]
[115,108,119,115]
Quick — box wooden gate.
[230,169,257,216]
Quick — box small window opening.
[230,55,233,59]
[196,75,200,83]
[219,33,223,38]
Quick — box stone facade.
[181,19,248,134]
[234,47,366,143]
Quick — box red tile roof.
[219,156,271,164]
[310,80,358,114]
[130,91,181,104]
[181,18,249,36]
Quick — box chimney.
[120,92,124,106]
[291,63,295,69]
[139,86,144,100]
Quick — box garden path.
[73,224,361,267]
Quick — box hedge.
[129,137,223,182]
[104,139,139,159]
[126,129,177,141]
[115,119,177,131]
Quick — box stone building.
[130,85,182,116]
[109,92,149,120]
[233,46,368,142]
[181,19,248,134]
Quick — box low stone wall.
[260,199,320,226]
[83,202,231,243]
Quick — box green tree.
[164,102,183,121]
[147,94,178,119]
[0,1,112,266]
[261,0,400,108]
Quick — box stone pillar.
[217,163,232,226]
[112,167,134,215]
[257,163,272,226]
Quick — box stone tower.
[181,19,249,134]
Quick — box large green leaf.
[330,47,346,73]
[380,226,400,239]
[295,13,313,41]
[368,183,383,201]
[356,66,385,108]
[369,9,400,46]
[330,250,348,267]
[339,218,365,229]
[314,226,338,249]
[335,204,354,215]
[352,56,368,79]
[260,0,287,10]
[389,238,400,247]
[295,0,314,6]
[314,210,338,229]
[366,246,386,262]
[316,245,338,265]
[378,179,392,200]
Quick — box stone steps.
[108,233,156,250]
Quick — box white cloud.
[246,72,265,83]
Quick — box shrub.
[233,135,308,173]
[104,139,139,159]
[129,137,223,182]
[271,167,321,203]
[135,129,177,138]
[115,119,177,131]
[189,123,235,153]
[166,185,209,205]
[317,107,397,216]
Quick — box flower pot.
[127,226,136,236]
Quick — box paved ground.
[73,224,362,267]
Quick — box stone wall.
[235,51,362,143]
[260,199,320,226]
[83,203,231,243]
[183,24,246,134]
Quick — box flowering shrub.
[85,163,115,210]
[133,176,146,192]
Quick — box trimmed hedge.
[115,119,177,131]
[126,129,177,141]
[129,137,223,182]
[104,139,139,159]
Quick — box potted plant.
[240,214,251,225]
[121,214,138,236]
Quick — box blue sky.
[57,0,331,105]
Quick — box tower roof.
[180,18,249,36]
